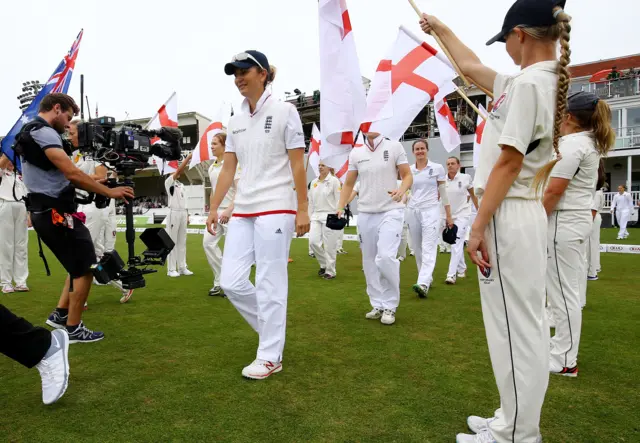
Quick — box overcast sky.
[1,0,637,134]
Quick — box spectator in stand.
[607,66,621,80]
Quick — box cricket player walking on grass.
[421,1,571,441]
[543,91,615,377]
[309,163,341,280]
[611,185,634,240]
[208,50,309,380]
[337,133,413,326]
[165,153,194,278]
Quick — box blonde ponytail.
[591,100,616,156]
[531,6,572,196]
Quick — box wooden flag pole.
[455,89,486,121]
[407,0,471,88]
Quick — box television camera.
[75,117,182,290]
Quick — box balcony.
[615,126,640,150]
[571,76,640,100]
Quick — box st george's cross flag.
[147,92,180,175]
[189,104,230,169]
[473,104,489,169]
[434,81,461,153]
[308,123,322,178]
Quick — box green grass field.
[1,228,639,442]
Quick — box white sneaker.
[445,276,456,285]
[241,359,282,380]
[168,271,180,278]
[36,329,70,405]
[467,416,496,434]
[179,268,194,276]
[365,308,384,320]
[120,289,134,304]
[457,272,466,279]
[398,256,405,262]
[2,284,14,294]
[380,309,395,325]
[14,284,29,292]
[456,430,496,443]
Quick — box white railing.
[570,76,640,99]
[614,126,640,150]
[603,191,640,208]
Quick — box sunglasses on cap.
[232,52,265,71]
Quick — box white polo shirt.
[165,175,186,211]
[475,61,557,200]
[408,161,446,210]
[551,131,599,211]
[208,160,240,211]
[310,174,341,221]
[591,189,604,213]
[612,192,634,212]
[446,172,473,218]
[0,169,26,201]
[225,90,305,217]
[348,136,408,213]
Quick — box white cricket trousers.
[79,203,107,258]
[220,213,295,363]
[102,212,117,253]
[0,200,28,287]
[203,213,228,287]
[547,210,592,370]
[478,199,549,443]
[167,210,188,273]
[398,222,410,259]
[447,216,469,278]
[406,206,440,287]
[337,230,345,250]
[357,209,404,312]
[617,209,630,238]
[587,213,601,276]
[309,214,339,276]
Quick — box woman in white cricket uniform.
[405,139,452,298]
[588,186,605,279]
[208,50,309,380]
[0,155,29,293]
[422,2,571,442]
[611,185,634,239]
[309,162,341,279]
[165,153,193,278]
[444,157,479,285]
[203,133,239,296]
[337,133,412,326]
[543,92,615,377]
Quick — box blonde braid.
[532,7,572,196]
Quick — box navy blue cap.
[442,224,459,245]
[486,0,567,45]
[568,91,599,112]
[224,50,269,75]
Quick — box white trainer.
[167,271,180,278]
[380,309,395,325]
[365,308,384,320]
[445,276,456,285]
[456,430,496,443]
[467,416,496,434]
[457,272,466,279]
[179,268,194,276]
[2,285,14,294]
[14,284,30,292]
[241,359,282,380]
[36,329,70,405]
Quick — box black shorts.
[31,210,97,279]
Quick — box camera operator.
[17,93,134,343]
[0,154,29,293]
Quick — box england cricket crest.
[264,116,273,133]
[383,150,389,162]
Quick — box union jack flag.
[1,29,84,172]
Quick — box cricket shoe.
[317,268,326,277]
[14,284,29,292]
[209,286,224,297]
[46,310,67,330]
[168,271,180,278]
[2,285,14,294]
[67,322,105,344]
[445,275,456,285]
[336,248,347,255]
[457,272,466,279]
[456,430,497,443]
[412,284,429,299]
[36,329,70,405]
[120,289,134,304]
[323,274,336,280]
[179,268,194,276]
[398,256,405,262]
[380,309,395,325]
[466,416,497,434]
[308,252,316,258]
[550,360,578,377]
[587,275,599,281]
[365,308,384,320]
[242,359,282,380]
